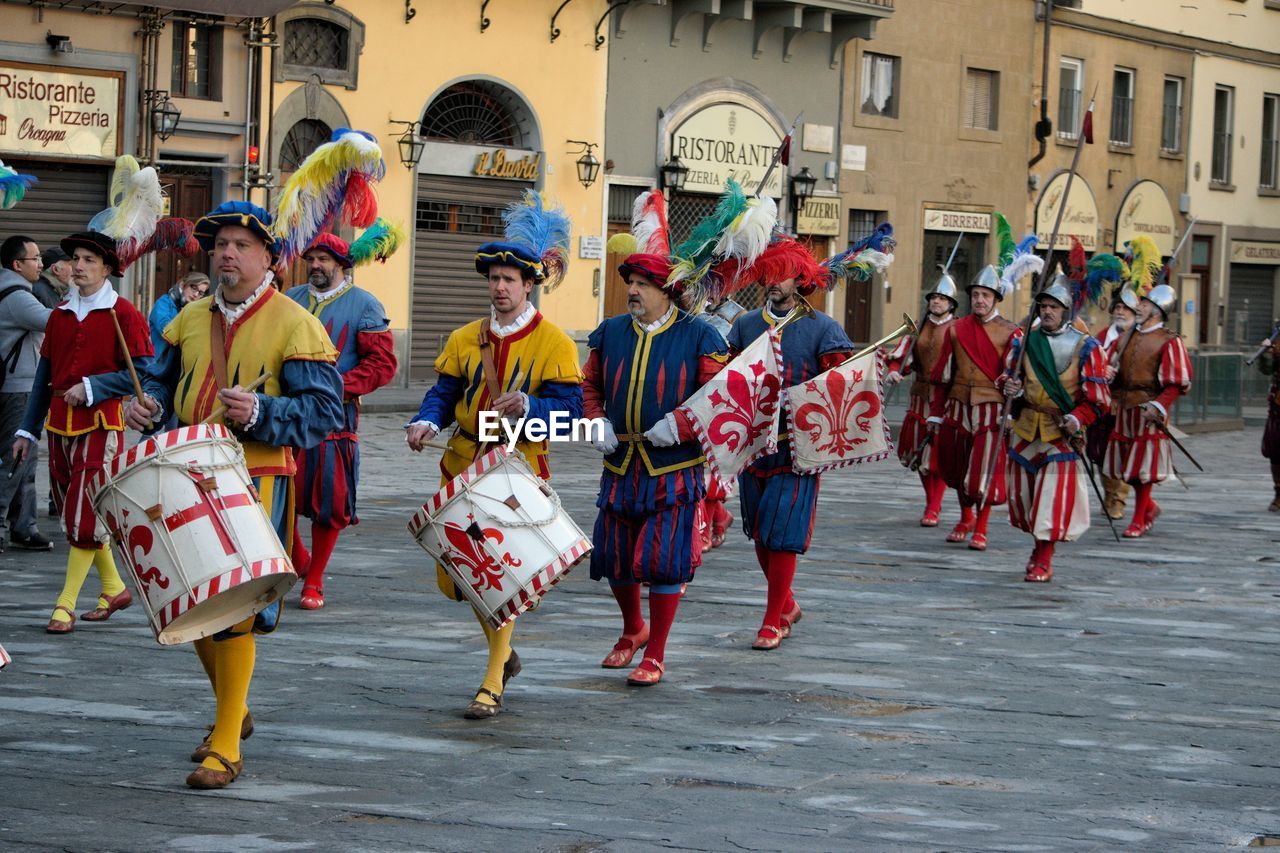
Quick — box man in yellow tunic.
[407,191,582,719]
[127,201,344,788]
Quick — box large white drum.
[89,424,296,645]
[409,447,591,630]
[0,642,10,670]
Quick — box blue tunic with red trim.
[584,309,728,583]
[287,283,398,528]
[728,306,852,553]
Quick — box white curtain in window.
[870,55,894,112]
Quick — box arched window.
[280,119,332,172]
[420,80,539,149]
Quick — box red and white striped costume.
[1103,324,1191,485]
[886,316,954,477]
[1003,330,1111,544]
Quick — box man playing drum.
[13,232,150,634]
[125,200,344,789]
[406,191,582,720]
[583,250,728,686]
[287,233,398,611]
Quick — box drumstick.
[109,308,147,404]
[202,372,273,424]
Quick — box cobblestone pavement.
[1,414,1278,851]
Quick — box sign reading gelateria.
[0,61,122,159]
[1034,171,1099,251]
[670,103,783,197]
[1230,240,1280,265]
[796,195,841,237]
[1115,179,1175,255]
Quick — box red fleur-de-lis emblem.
[441,521,519,593]
[104,509,169,596]
[704,358,781,452]
[793,367,882,458]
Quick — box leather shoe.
[463,688,502,719]
[82,588,133,622]
[945,521,973,542]
[626,657,664,686]
[45,605,75,634]
[299,587,325,610]
[191,710,255,763]
[186,751,243,789]
[602,624,649,668]
[752,626,783,650]
[968,533,988,551]
[11,531,52,551]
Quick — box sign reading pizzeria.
[0,61,122,159]
[1034,171,1099,251]
[1115,179,1176,256]
[796,195,841,237]
[670,103,783,198]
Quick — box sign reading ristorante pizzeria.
[671,103,783,197]
[0,61,122,159]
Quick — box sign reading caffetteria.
[796,195,841,237]
[923,208,991,233]
[1115,179,1176,255]
[1231,240,1280,265]
[670,103,783,198]
[0,61,122,159]
[1034,171,1099,251]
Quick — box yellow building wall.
[1077,0,1280,50]
[268,1,608,338]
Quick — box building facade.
[837,0,1035,339]
[603,0,894,336]
[0,0,290,305]
[1059,0,1280,347]
[266,1,609,384]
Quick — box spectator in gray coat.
[32,246,71,309]
[0,235,53,551]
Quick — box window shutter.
[965,69,995,130]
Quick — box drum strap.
[209,310,230,395]
[478,320,501,403]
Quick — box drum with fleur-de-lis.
[408,447,590,630]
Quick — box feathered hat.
[304,218,406,271]
[666,178,777,300]
[606,189,673,287]
[194,200,278,258]
[1085,235,1162,312]
[61,232,121,275]
[475,190,571,288]
[970,212,1042,301]
[735,236,828,296]
[0,160,38,210]
[822,223,896,289]
[272,128,386,265]
[86,155,200,273]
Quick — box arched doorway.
[410,78,542,380]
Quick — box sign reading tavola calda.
[671,103,783,198]
[0,62,121,159]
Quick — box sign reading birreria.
[670,103,783,198]
[0,61,122,159]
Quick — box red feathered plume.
[340,171,379,229]
[1067,235,1088,310]
[117,217,200,273]
[739,238,828,296]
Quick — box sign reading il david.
[671,103,783,198]
[0,62,122,159]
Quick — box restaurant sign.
[0,61,121,159]
[1115,179,1176,255]
[1034,171,1099,251]
[670,103,783,198]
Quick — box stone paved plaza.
[1,414,1278,851]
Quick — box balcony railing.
[1110,94,1133,146]
[1262,138,1279,190]
[1057,87,1081,139]
[1211,131,1233,184]
[1161,103,1183,152]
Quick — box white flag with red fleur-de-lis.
[677,330,784,485]
[786,350,893,475]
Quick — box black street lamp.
[790,166,818,210]
[567,140,601,188]
[148,91,181,141]
[660,155,689,194]
[392,120,425,170]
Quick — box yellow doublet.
[435,313,582,482]
[164,288,338,476]
[1014,338,1084,444]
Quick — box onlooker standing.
[0,235,53,552]
[32,246,72,309]
[148,272,209,361]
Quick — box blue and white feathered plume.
[504,190,572,290]
[0,160,37,210]
[823,223,896,283]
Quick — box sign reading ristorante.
[671,103,783,197]
[0,61,122,159]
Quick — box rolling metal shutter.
[410,174,529,381]
[1227,263,1277,345]
[0,160,109,252]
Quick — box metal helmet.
[1143,283,1178,318]
[1036,272,1072,311]
[1109,286,1140,313]
[925,271,959,308]
[968,264,1004,301]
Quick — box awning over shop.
[1034,171,1099,252]
[1115,179,1177,256]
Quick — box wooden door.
[1192,235,1212,344]
[603,221,631,320]
[156,173,212,303]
